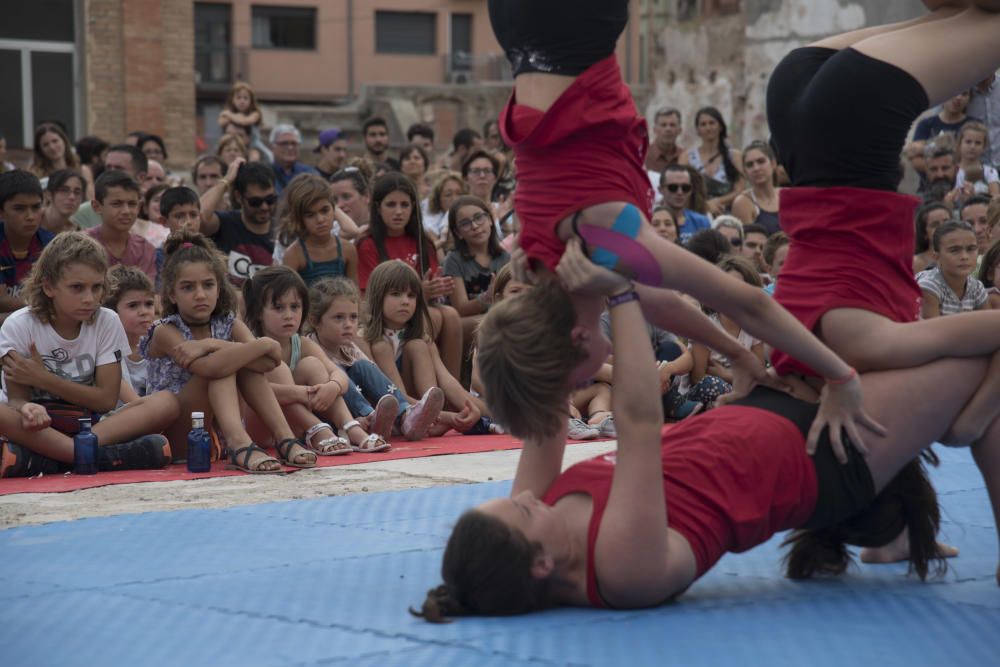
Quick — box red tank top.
[543,406,818,607]
[772,187,921,376]
[500,54,654,271]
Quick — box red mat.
[0,433,610,495]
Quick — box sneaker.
[0,440,63,478]
[597,415,617,438]
[370,394,399,440]
[567,418,600,440]
[98,434,172,471]
[401,387,445,441]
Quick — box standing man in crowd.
[270,124,315,194]
[646,107,685,174]
[363,117,392,166]
[313,128,348,180]
[448,129,482,172]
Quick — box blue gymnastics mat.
[2,446,998,667]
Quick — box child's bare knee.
[293,356,325,383]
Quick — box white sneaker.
[568,418,600,440]
[597,415,617,438]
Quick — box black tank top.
[488,0,629,77]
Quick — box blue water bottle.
[73,417,99,475]
[187,411,211,473]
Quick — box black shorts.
[488,0,628,77]
[729,387,877,531]
[766,47,929,191]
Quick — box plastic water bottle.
[187,412,211,473]
[73,417,99,475]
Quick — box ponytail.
[783,454,946,581]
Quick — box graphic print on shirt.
[227,245,272,285]
[33,347,121,401]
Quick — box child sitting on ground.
[86,170,156,280]
[141,231,312,472]
[0,170,54,325]
[307,276,444,441]
[242,266,388,454]
[690,255,766,404]
[363,260,494,436]
[0,232,176,477]
[104,265,156,400]
[918,221,988,317]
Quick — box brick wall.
[84,0,126,142]
[83,0,195,169]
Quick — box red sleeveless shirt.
[543,406,818,607]
[771,187,922,376]
[500,54,654,271]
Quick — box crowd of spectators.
[1,72,998,477]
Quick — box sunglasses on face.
[664,183,693,194]
[245,194,278,208]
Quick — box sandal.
[343,419,392,453]
[274,438,317,468]
[303,422,352,457]
[226,443,283,475]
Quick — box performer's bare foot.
[860,527,959,564]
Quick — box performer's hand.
[509,245,537,285]
[715,351,791,407]
[556,238,630,297]
[807,374,887,464]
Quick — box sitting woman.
[413,245,1000,620]
[731,141,781,235]
[912,202,953,274]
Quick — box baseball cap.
[314,128,344,152]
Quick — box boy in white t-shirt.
[0,232,179,478]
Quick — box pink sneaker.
[401,387,445,440]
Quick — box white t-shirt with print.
[0,306,131,403]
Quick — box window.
[195,3,231,84]
[375,11,436,55]
[450,13,472,72]
[252,6,316,50]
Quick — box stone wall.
[643,0,927,150]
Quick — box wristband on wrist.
[606,290,639,309]
[826,366,857,386]
[220,177,231,190]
